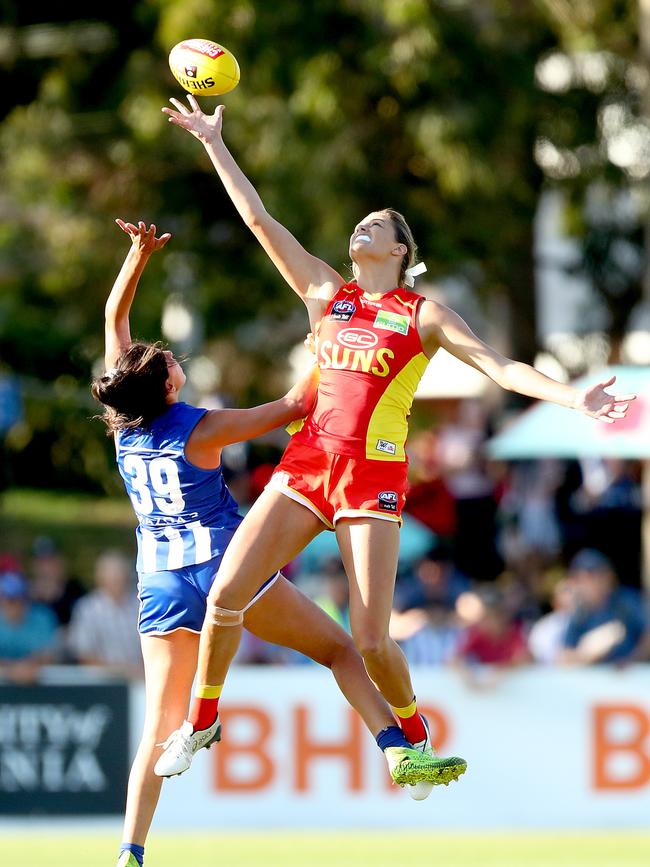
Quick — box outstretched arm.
[418,301,636,423]
[104,221,171,368]
[162,96,342,313]
[186,364,319,468]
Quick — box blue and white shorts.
[137,552,279,636]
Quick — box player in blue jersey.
[95,221,444,867]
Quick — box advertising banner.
[142,666,650,830]
[0,683,129,815]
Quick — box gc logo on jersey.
[377,490,398,512]
[330,300,356,321]
[338,328,378,349]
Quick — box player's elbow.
[488,358,520,392]
[243,207,269,231]
[104,302,122,325]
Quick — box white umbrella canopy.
[486,365,650,588]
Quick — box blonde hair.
[380,208,418,286]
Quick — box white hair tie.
[104,367,120,380]
[404,262,427,287]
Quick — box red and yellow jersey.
[292,282,429,462]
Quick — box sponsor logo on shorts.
[337,328,378,349]
[378,490,398,512]
[185,66,198,78]
[330,300,356,321]
[374,310,410,335]
[376,439,396,455]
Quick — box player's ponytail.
[91,342,170,434]
[380,209,418,288]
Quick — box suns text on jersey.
[318,341,395,377]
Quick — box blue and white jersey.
[116,403,242,574]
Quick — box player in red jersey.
[156,96,635,794]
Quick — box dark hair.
[379,208,418,286]
[91,342,171,434]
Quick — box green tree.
[0,1,642,492]
[534,0,646,357]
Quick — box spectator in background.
[30,536,86,627]
[569,460,642,589]
[68,550,143,679]
[397,542,470,612]
[436,400,503,582]
[558,549,648,665]
[454,587,530,669]
[528,578,576,664]
[498,460,563,569]
[404,430,457,537]
[390,601,461,666]
[0,553,22,573]
[389,543,467,665]
[0,571,58,683]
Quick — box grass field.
[6,832,650,867]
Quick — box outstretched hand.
[574,375,636,424]
[116,220,172,254]
[162,94,224,143]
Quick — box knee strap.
[209,603,245,626]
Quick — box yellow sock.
[391,696,426,745]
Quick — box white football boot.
[154,716,221,777]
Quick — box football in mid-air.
[168,39,240,95]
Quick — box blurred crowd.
[1,401,649,684]
[0,539,143,683]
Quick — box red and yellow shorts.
[266,439,408,529]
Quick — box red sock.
[189,684,222,732]
[391,697,426,745]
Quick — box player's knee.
[207,583,245,615]
[353,628,390,662]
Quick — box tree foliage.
[0,1,642,492]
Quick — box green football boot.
[385,744,467,788]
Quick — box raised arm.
[162,96,342,316]
[104,221,171,368]
[185,364,319,468]
[418,300,636,423]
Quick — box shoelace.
[156,728,192,758]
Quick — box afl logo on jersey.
[378,490,398,512]
[330,300,356,321]
[338,328,378,349]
